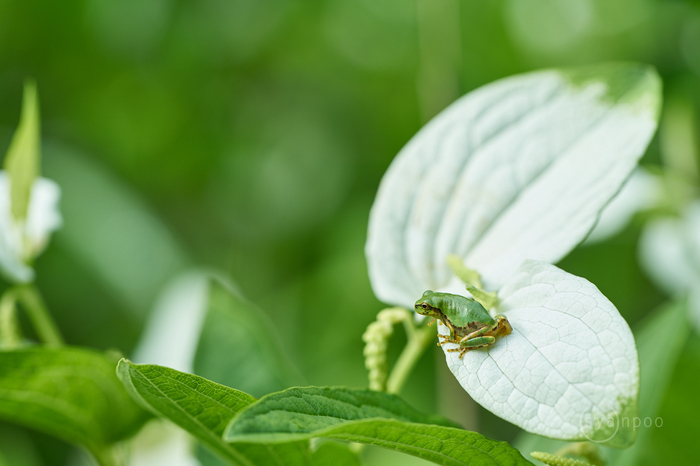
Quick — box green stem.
[0,290,20,348]
[386,324,435,394]
[90,444,124,466]
[15,284,63,346]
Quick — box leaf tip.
[558,62,662,119]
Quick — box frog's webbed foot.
[437,333,459,346]
[447,347,469,359]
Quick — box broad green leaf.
[441,260,638,447]
[4,81,40,222]
[117,360,312,466]
[366,63,661,308]
[0,348,148,461]
[194,279,306,398]
[224,387,531,466]
[225,386,458,442]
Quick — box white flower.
[366,64,661,446]
[0,171,61,283]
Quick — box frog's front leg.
[436,333,459,346]
[434,319,460,346]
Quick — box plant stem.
[0,290,20,348]
[386,324,435,394]
[90,444,125,466]
[16,284,63,346]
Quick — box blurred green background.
[0,0,699,464]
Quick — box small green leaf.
[0,347,148,461]
[446,254,484,289]
[224,387,532,466]
[4,81,41,222]
[117,360,313,466]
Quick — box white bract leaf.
[638,215,697,295]
[440,260,639,447]
[639,201,700,329]
[0,171,62,283]
[132,271,210,372]
[366,64,661,308]
[129,272,210,466]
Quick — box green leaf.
[0,424,41,466]
[0,347,148,462]
[4,81,41,222]
[194,279,305,398]
[224,387,532,466]
[117,360,313,466]
[636,332,700,464]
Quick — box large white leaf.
[366,64,661,307]
[584,168,658,244]
[440,260,639,447]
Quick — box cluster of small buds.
[362,307,409,391]
[530,452,592,466]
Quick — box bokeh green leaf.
[4,81,40,223]
[310,442,362,466]
[0,347,148,463]
[604,300,691,465]
[194,279,305,398]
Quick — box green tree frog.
[414,290,512,358]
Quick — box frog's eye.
[420,303,429,310]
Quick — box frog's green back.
[430,292,494,328]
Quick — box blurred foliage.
[0,0,699,464]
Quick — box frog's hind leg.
[447,336,496,359]
[463,323,497,341]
